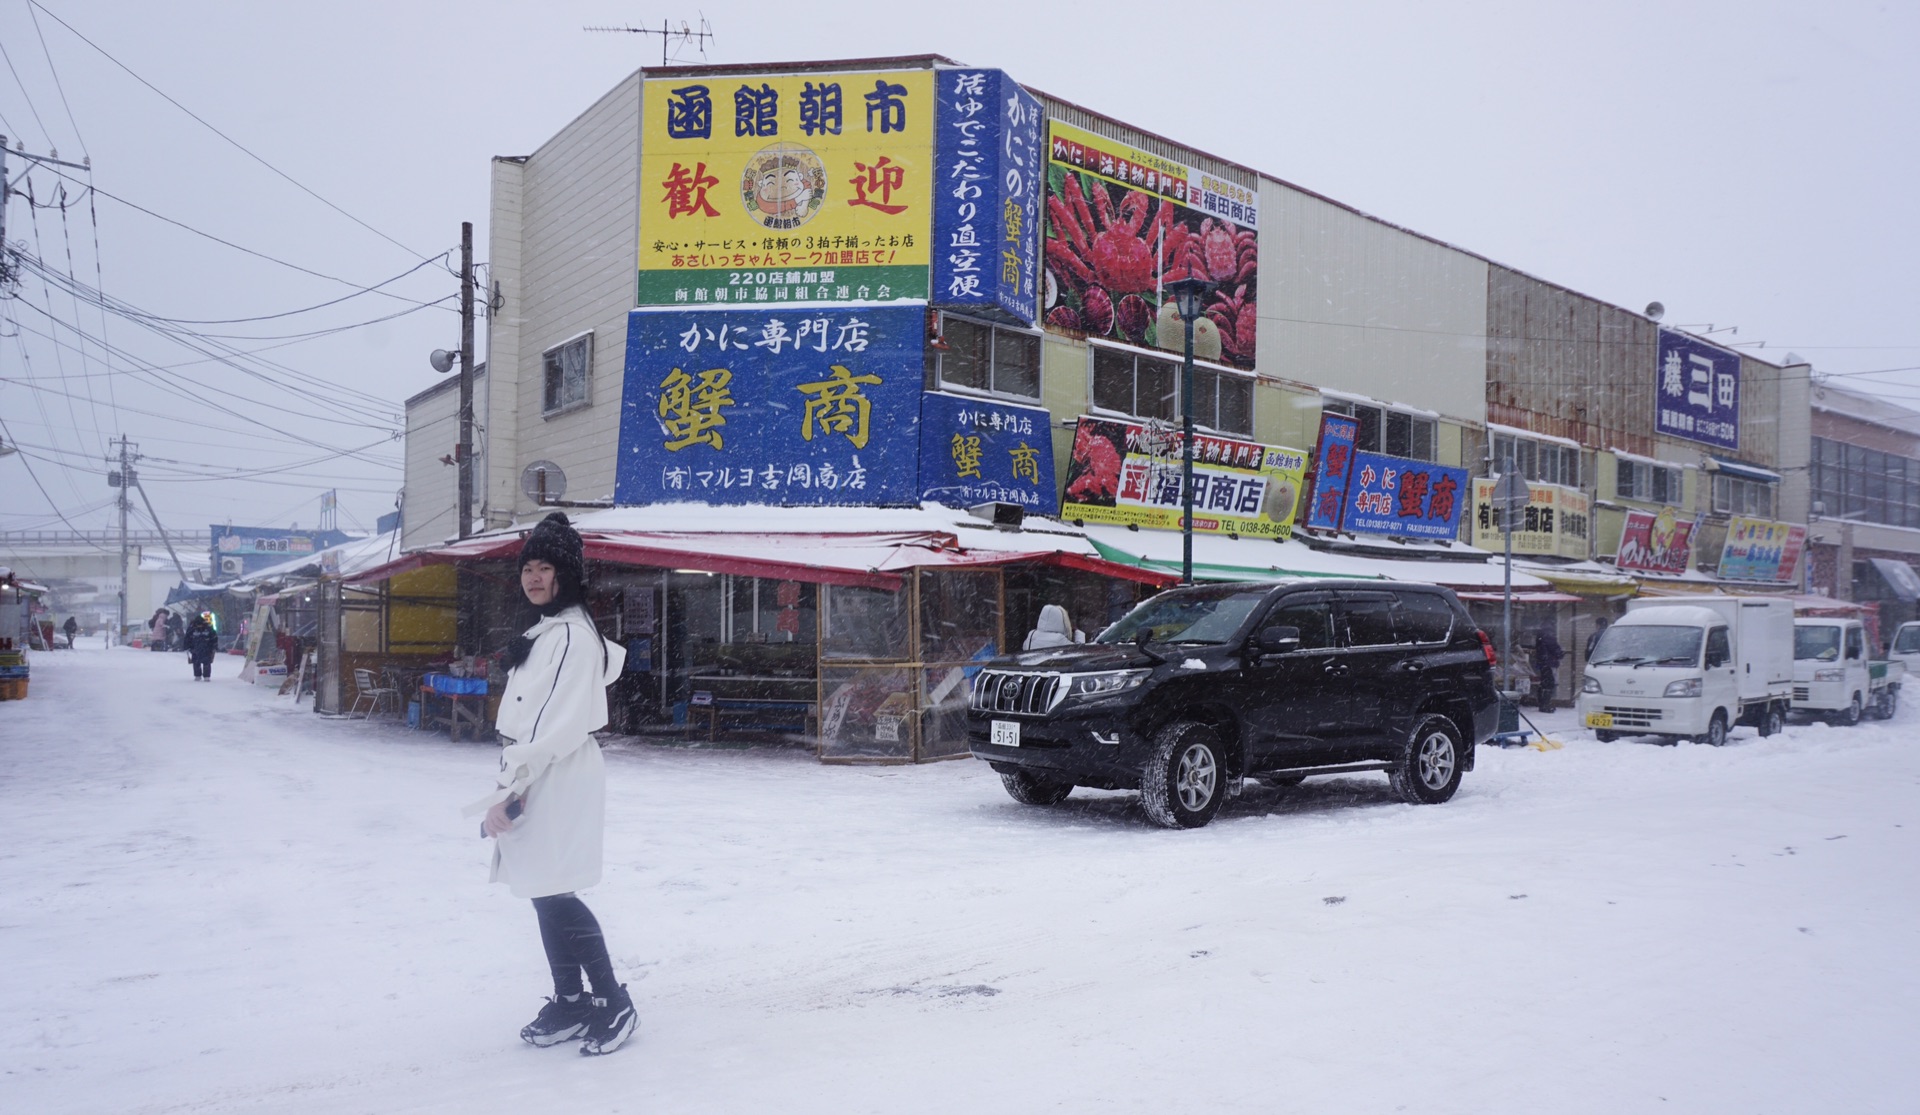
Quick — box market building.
[393,53,1821,757]
[1805,381,1920,640]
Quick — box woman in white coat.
[464,513,636,1055]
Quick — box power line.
[26,0,85,156]
[0,34,52,148]
[27,0,429,261]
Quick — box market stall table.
[419,673,489,741]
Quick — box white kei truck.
[1790,617,1904,724]
[1578,596,1794,746]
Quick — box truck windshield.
[1897,627,1920,655]
[1590,625,1702,667]
[1794,626,1841,661]
[1097,586,1269,645]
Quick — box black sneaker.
[520,994,593,1046]
[578,984,637,1056]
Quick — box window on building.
[1491,432,1579,487]
[1711,473,1775,518]
[1812,436,1920,529]
[1616,458,1682,504]
[1091,346,1252,435]
[542,333,593,415]
[924,314,1041,400]
[1324,401,1437,462]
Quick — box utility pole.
[458,222,475,540]
[0,136,91,288]
[110,436,134,645]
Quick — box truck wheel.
[1872,688,1898,720]
[1388,714,1464,805]
[1140,721,1226,829]
[1000,769,1073,806]
[1837,694,1863,727]
[1758,705,1785,738]
[1695,711,1728,747]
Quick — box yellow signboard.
[1470,479,1590,559]
[1061,417,1308,540]
[639,70,934,307]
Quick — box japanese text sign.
[1717,516,1806,583]
[615,305,924,507]
[1059,416,1306,539]
[640,70,934,308]
[1043,120,1259,371]
[1305,413,1359,531]
[1613,507,1696,576]
[930,69,1043,328]
[1470,479,1590,558]
[1655,329,1741,450]
[1341,452,1469,541]
[918,392,1058,515]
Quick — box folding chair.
[350,667,402,719]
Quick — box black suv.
[968,580,1500,828]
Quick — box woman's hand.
[482,798,516,838]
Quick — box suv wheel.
[1000,769,1074,806]
[1389,714,1464,805]
[1140,720,1226,829]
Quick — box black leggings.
[531,893,618,998]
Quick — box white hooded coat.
[1023,604,1075,651]
[465,605,626,899]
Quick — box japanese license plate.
[1584,712,1614,729]
[991,720,1021,748]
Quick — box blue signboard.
[210,525,351,577]
[615,305,925,507]
[1655,328,1740,450]
[1340,451,1470,540]
[1305,413,1359,531]
[930,69,1043,327]
[918,392,1058,514]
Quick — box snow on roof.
[1081,524,1552,590]
[1487,422,1582,450]
[230,531,402,588]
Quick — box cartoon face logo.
[741,144,827,231]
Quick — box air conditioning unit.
[220,556,245,576]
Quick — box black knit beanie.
[518,512,586,611]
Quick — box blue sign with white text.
[1340,451,1470,540]
[615,305,925,507]
[930,69,1043,327]
[918,392,1058,515]
[1654,328,1740,451]
[1306,413,1359,531]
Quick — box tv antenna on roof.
[585,17,715,66]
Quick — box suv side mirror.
[1257,625,1301,654]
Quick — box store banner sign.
[614,304,924,507]
[1059,416,1306,539]
[1717,516,1807,583]
[1655,328,1741,451]
[638,70,934,308]
[918,393,1058,514]
[930,69,1042,327]
[1470,480,1590,558]
[1305,413,1358,531]
[212,526,349,558]
[1614,507,1696,575]
[1341,452,1469,541]
[1043,120,1259,371]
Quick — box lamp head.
[429,349,456,374]
[1164,276,1216,322]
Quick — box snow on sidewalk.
[2,645,1916,1113]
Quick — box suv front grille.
[1599,704,1663,728]
[971,670,1064,715]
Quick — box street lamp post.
[1165,277,1217,585]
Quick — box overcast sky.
[2,0,1914,538]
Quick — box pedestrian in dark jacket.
[166,611,186,651]
[62,616,78,648]
[1530,624,1565,712]
[186,614,219,681]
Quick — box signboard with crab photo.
[1042,120,1259,371]
[639,70,935,308]
[1059,416,1306,539]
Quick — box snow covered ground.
[3,644,1917,1114]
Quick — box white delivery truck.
[1578,596,1794,746]
[1791,617,1904,723]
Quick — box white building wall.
[1258,181,1488,426]
[491,71,643,521]
[400,374,473,550]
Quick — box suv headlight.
[1663,678,1702,698]
[1582,674,1601,694]
[1067,669,1151,699]
[1813,668,1844,683]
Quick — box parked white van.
[1578,596,1794,746]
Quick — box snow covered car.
[967,580,1501,828]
